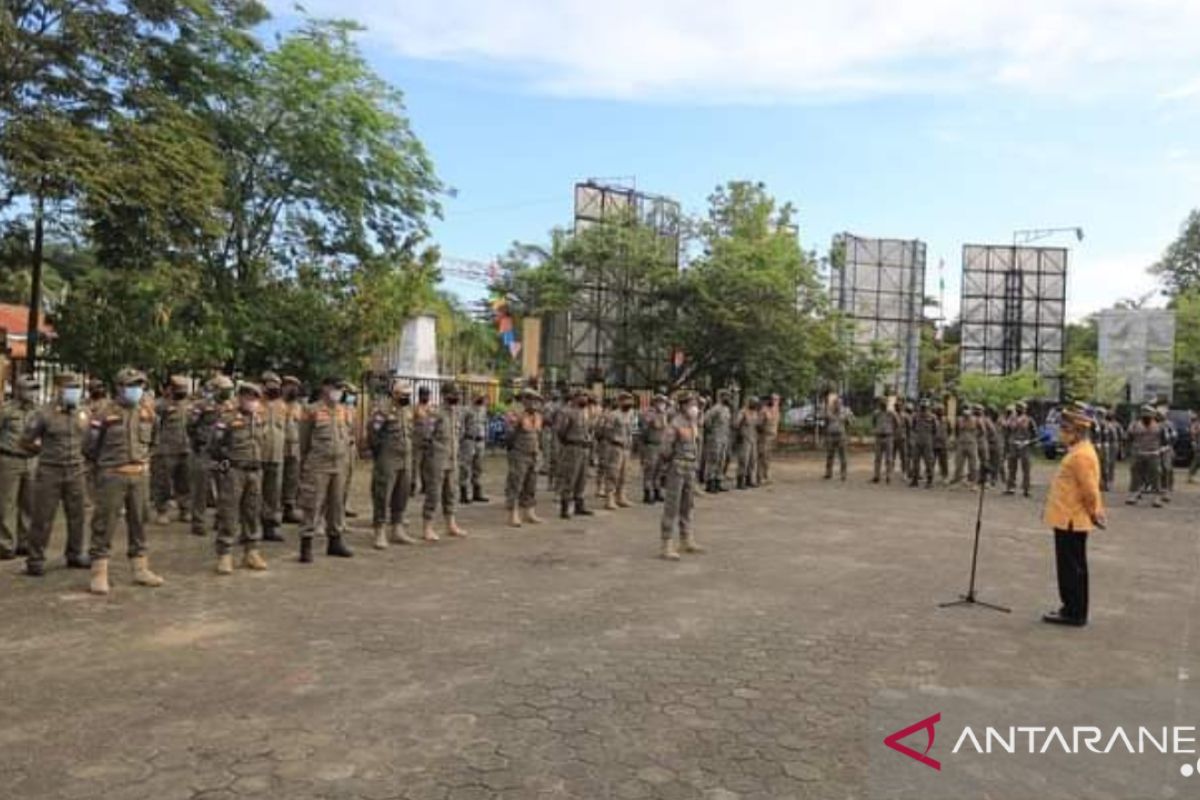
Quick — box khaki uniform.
[152,396,191,518]
[459,404,488,499]
[734,408,760,486]
[299,401,350,540]
[87,400,156,560]
[341,402,358,514]
[599,407,634,501]
[556,404,592,503]
[909,410,936,486]
[702,403,731,486]
[824,408,852,479]
[281,398,303,520]
[872,407,899,482]
[660,412,699,542]
[756,405,780,484]
[23,402,90,568]
[259,397,288,531]
[1005,415,1038,495]
[505,408,542,510]
[419,403,461,521]
[932,413,950,481]
[210,405,265,554]
[952,415,980,485]
[640,408,668,496]
[369,397,413,526]
[187,398,229,534]
[0,399,38,555]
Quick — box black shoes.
[299,537,314,563]
[326,536,354,558]
[460,488,471,505]
[0,549,14,561]
[654,489,664,502]
[644,489,654,504]
[261,523,285,542]
[574,499,594,517]
[65,553,91,569]
[24,561,45,577]
[1042,610,1086,627]
[560,499,571,519]
[473,488,489,503]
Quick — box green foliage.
[918,323,958,396]
[1172,291,1200,409]
[1150,210,1200,296]
[956,369,1045,408]
[847,339,899,397]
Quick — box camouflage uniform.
[823,402,852,480]
[1004,406,1038,496]
[297,382,354,561]
[702,396,732,492]
[909,403,936,487]
[556,394,595,518]
[734,402,760,489]
[280,376,303,523]
[659,394,703,560]
[459,398,489,503]
[1126,410,1163,507]
[505,390,543,525]
[871,402,899,483]
[640,397,669,502]
[188,378,233,536]
[418,386,467,538]
[952,411,979,486]
[756,397,780,485]
[599,394,635,509]
[259,372,288,541]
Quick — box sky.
[269,0,1200,321]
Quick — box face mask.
[122,386,144,405]
[447,398,460,406]
[265,387,281,399]
[343,393,357,406]
[620,404,633,411]
[398,396,411,407]
[284,387,298,400]
[328,390,343,404]
[243,400,261,415]
[62,387,82,408]
[686,405,700,420]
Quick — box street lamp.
[1012,227,1084,246]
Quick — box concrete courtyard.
[1,453,1197,800]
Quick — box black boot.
[736,476,746,490]
[282,508,301,524]
[262,522,285,542]
[717,480,729,492]
[64,553,91,569]
[326,535,354,558]
[460,487,471,505]
[654,488,664,503]
[299,537,313,564]
[704,479,716,494]
[574,499,594,516]
[560,498,571,519]
[473,486,489,503]
[644,488,653,504]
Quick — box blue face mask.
[122,386,144,406]
[62,387,82,408]
[343,393,357,406]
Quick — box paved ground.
[2,453,1198,800]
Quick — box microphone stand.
[939,467,1011,613]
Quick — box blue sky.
[271,0,1200,320]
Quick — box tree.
[672,181,829,397]
[956,369,1045,408]
[1150,210,1200,295]
[848,339,899,397]
[1172,291,1200,408]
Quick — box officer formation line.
[0,370,1182,593]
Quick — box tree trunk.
[25,182,45,375]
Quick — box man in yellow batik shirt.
[1042,404,1106,627]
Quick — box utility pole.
[25,181,45,375]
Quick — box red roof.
[0,303,52,336]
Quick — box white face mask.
[62,387,82,408]
[328,390,343,404]
[686,405,700,420]
[243,400,261,415]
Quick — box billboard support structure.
[1096,309,1176,405]
[831,233,926,399]
[958,245,1067,399]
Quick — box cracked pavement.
[2,454,1197,799]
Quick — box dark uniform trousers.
[90,469,149,560]
[422,458,456,520]
[26,463,87,567]
[216,465,262,554]
[1053,529,1088,623]
[0,452,33,554]
[282,455,300,517]
[372,460,410,525]
[260,461,283,527]
[152,452,190,515]
[299,468,345,540]
[558,443,589,502]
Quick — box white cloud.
[274,0,1200,101]
[1067,252,1164,320]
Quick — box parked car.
[1039,407,1065,459]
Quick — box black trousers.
[1054,529,1089,622]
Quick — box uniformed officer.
[504,389,543,527]
[209,382,268,575]
[640,394,669,503]
[599,391,636,510]
[340,381,361,519]
[368,378,417,548]
[702,390,732,493]
[757,393,781,485]
[297,377,355,562]
[1004,401,1038,497]
[256,371,288,542]
[1104,409,1122,491]
[1125,405,1163,507]
[590,394,607,499]
[459,392,489,505]
[541,391,562,488]
[985,407,1004,488]
[931,404,950,484]
[151,375,192,524]
[188,375,233,536]
[413,385,433,496]
[20,372,90,575]
[418,383,468,540]
[1158,410,1176,503]
[659,391,704,561]
[1189,411,1200,483]
[871,397,899,484]
[280,375,304,523]
[0,374,39,560]
[909,399,936,488]
[823,396,853,481]
[84,368,164,594]
[894,401,911,480]
[734,397,760,490]
[556,390,595,519]
[951,406,980,487]
[84,378,106,508]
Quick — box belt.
[231,462,261,471]
[105,464,147,476]
[0,449,30,459]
